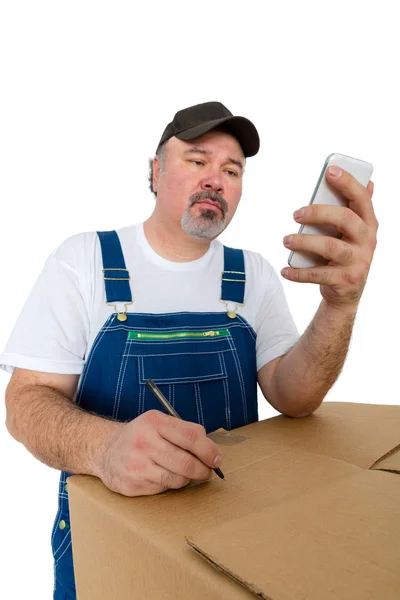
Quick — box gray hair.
[148,142,167,197]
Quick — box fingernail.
[293,209,304,219]
[328,165,342,178]
[283,235,293,246]
[281,268,289,278]
[213,455,222,467]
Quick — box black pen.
[145,379,225,480]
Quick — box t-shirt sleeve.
[254,257,300,371]
[0,235,90,375]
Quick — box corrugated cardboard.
[68,402,400,599]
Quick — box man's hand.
[281,165,378,311]
[95,410,223,497]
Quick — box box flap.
[187,470,400,600]
[235,402,400,469]
[371,445,400,473]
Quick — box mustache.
[189,191,228,216]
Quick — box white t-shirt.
[0,223,300,377]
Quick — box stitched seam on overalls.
[123,349,233,358]
[76,315,114,405]
[140,373,225,383]
[112,338,131,419]
[52,475,65,543]
[236,314,257,341]
[51,509,62,544]
[53,472,68,544]
[139,358,145,414]
[59,472,68,498]
[137,349,226,382]
[172,384,175,407]
[53,525,71,558]
[126,338,229,346]
[226,334,248,423]
[111,317,238,331]
[220,353,232,430]
[194,382,205,427]
[55,533,72,565]
[109,310,230,318]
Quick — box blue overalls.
[51,230,259,599]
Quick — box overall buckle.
[219,300,244,319]
[107,302,134,322]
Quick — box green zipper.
[128,329,229,340]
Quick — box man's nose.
[200,174,224,195]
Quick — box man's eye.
[226,170,238,177]
[192,160,204,166]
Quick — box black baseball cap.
[157,101,260,157]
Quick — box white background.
[0,1,399,598]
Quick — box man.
[1,101,378,599]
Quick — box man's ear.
[152,156,160,193]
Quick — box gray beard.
[180,205,227,239]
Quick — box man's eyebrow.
[184,147,211,156]
[184,147,244,170]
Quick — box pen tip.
[214,468,225,479]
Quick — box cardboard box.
[68,402,400,599]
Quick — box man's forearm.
[5,384,121,476]
[270,299,358,417]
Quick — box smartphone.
[288,153,374,269]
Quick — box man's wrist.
[321,298,359,320]
[89,418,122,479]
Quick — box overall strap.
[97,231,132,304]
[221,246,246,318]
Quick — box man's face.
[152,129,245,239]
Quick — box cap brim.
[174,116,260,157]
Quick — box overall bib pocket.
[115,328,248,432]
